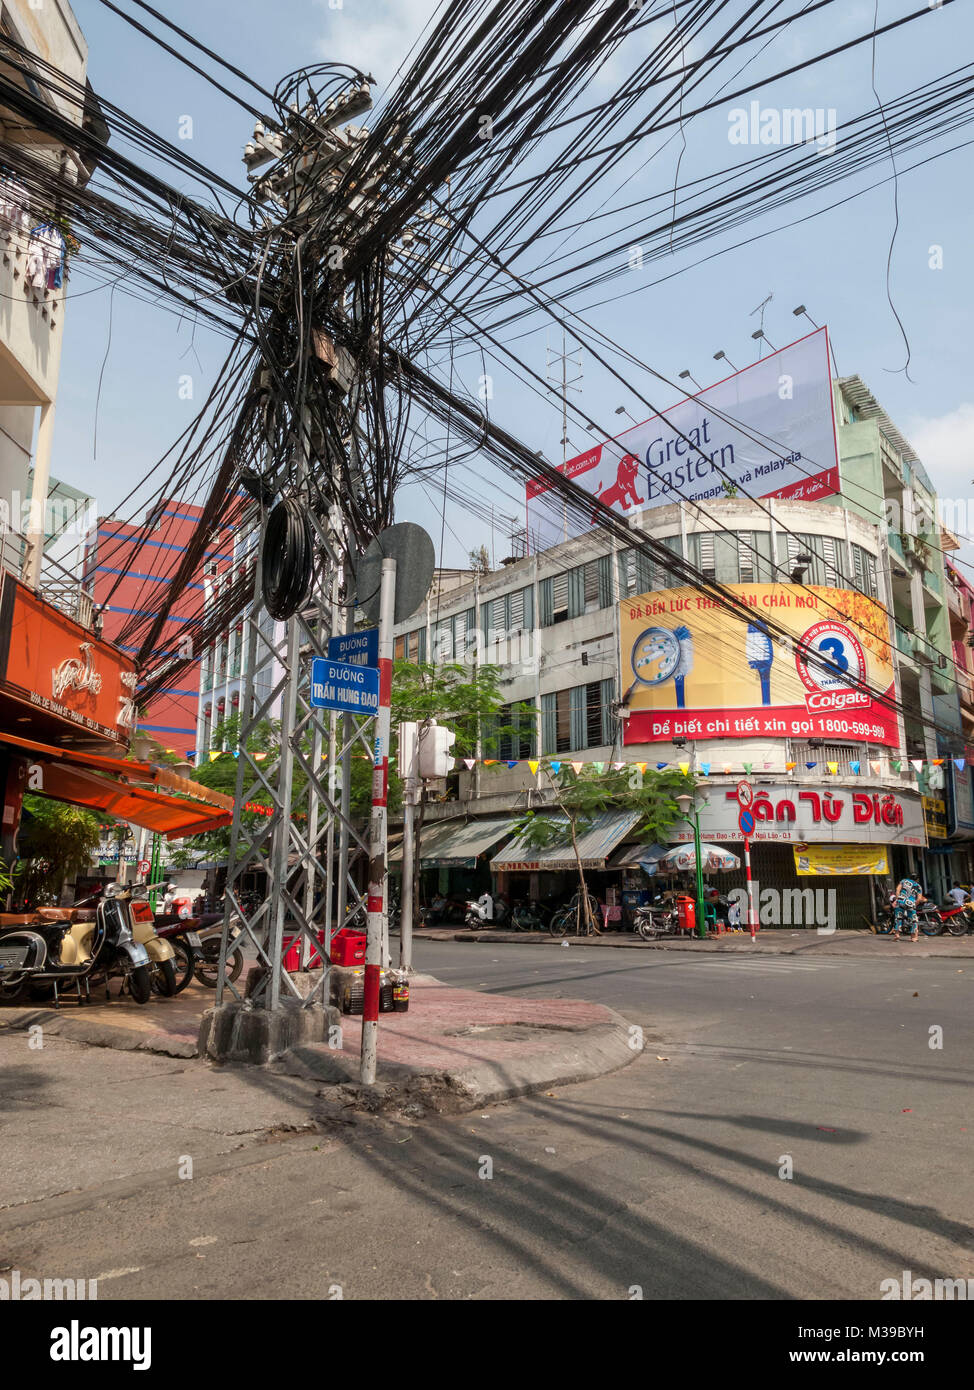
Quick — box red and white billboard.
[526,327,838,550]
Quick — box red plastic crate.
[330,930,366,966]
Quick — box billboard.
[620,582,899,747]
[668,785,925,847]
[793,844,889,875]
[526,327,837,550]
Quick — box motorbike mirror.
[104,882,120,898]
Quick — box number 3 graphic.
[819,636,848,671]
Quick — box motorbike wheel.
[127,964,153,1005]
[919,916,943,937]
[945,915,970,937]
[548,910,569,938]
[28,983,55,1002]
[152,958,178,997]
[636,917,657,941]
[195,944,243,988]
[170,940,196,993]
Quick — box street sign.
[137,859,151,877]
[736,780,754,808]
[738,808,755,838]
[328,628,379,668]
[310,658,380,715]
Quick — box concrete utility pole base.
[199,999,342,1066]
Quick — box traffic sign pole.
[745,837,757,941]
[361,557,396,1086]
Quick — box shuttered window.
[738,532,756,584]
[695,532,716,579]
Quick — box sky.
[53,0,974,570]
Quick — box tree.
[468,544,490,574]
[183,713,280,861]
[14,796,103,907]
[511,764,695,932]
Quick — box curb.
[439,930,974,959]
[281,1006,638,1112]
[0,1008,198,1058]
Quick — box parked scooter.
[0,880,177,1006]
[149,883,243,991]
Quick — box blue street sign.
[327,628,379,668]
[310,658,380,715]
[738,808,755,838]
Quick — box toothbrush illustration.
[671,624,693,708]
[746,622,774,705]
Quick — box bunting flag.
[723,764,733,774]
[550,761,561,774]
[638,762,648,774]
[911,760,923,773]
[209,751,220,761]
[612,761,624,771]
[571,761,583,774]
[955,758,966,772]
[700,762,711,776]
[933,758,944,766]
[656,762,667,771]
[254,752,268,761]
[506,760,518,770]
[743,762,753,774]
[463,758,475,770]
[892,760,901,772]
[870,760,882,775]
[592,762,605,774]
[678,761,690,775]
[528,760,539,775]
[850,761,861,775]
[785,762,796,771]
[484,759,497,766]
[827,761,838,775]
[805,762,817,770]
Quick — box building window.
[394,635,405,660]
[541,680,614,754]
[852,544,878,599]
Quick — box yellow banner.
[792,843,888,876]
[620,582,897,746]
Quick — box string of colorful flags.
[192,750,968,777]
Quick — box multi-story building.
[87,499,237,756]
[391,369,966,925]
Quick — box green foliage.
[15,796,103,905]
[184,713,280,860]
[512,764,695,856]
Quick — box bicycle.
[549,890,601,938]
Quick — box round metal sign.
[738,808,755,838]
[352,523,436,626]
[736,780,754,808]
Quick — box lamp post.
[675,791,708,939]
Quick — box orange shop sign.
[0,574,136,742]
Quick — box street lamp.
[675,790,708,939]
[713,349,738,371]
[615,405,639,426]
[678,368,702,391]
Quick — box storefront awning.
[609,841,668,870]
[389,817,516,869]
[1,731,234,839]
[490,810,642,872]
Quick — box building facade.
[391,374,968,923]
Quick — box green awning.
[490,811,642,872]
[388,817,516,869]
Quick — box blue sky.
[57,0,974,567]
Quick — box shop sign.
[0,575,136,743]
[922,795,947,840]
[667,783,926,847]
[793,843,889,876]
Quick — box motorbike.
[464,898,509,930]
[509,900,550,931]
[870,894,964,937]
[0,880,177,1007]
[634,895,694,941]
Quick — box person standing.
[892,875,925,942]
[946,882,969,907]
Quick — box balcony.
[1,519,95,630]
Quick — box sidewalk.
[0,975,637,1112]
[428,926,974,958]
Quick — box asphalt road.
[2,939,972,1301]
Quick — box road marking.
[686,958,842,972]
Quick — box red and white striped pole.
[361,557,396,1086]
[744,836,757,941]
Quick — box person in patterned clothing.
[892,876,925,942]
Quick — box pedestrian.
[891,875,925,942]
[946,881,969,907]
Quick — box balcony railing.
[1,517,95,630]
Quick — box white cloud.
[312,0,442,90]
[907,403,974,552]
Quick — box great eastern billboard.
[619,582,899,748]
[526,327,837,550]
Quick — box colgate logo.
[806,689,870,711]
